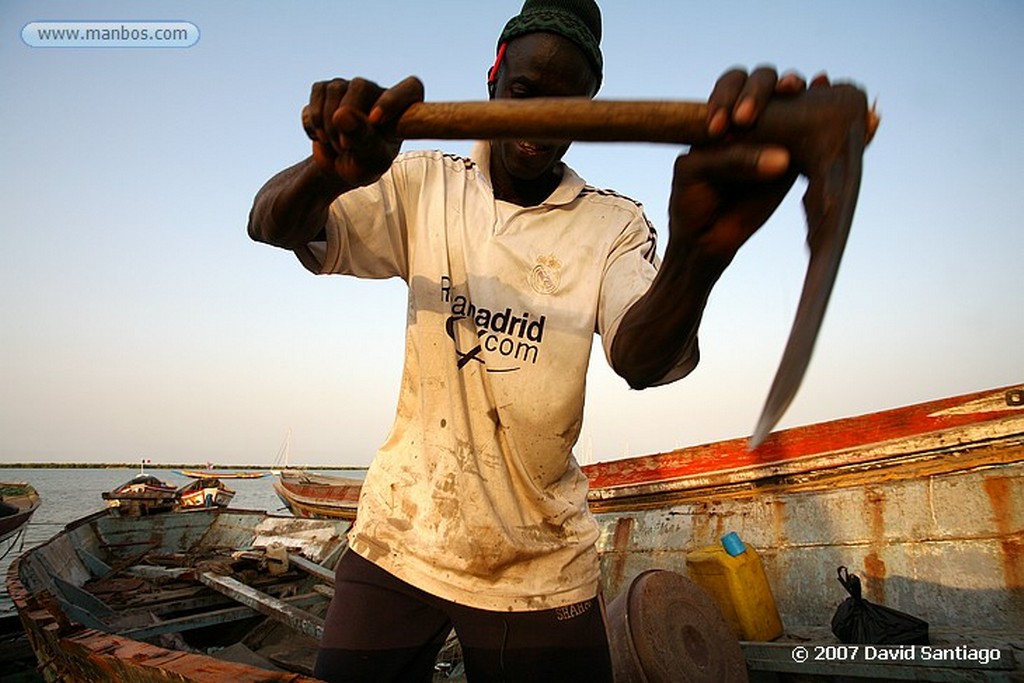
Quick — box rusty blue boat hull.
[584,384,1024,680]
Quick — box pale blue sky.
[1,1,1021,466]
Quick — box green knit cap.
[496,0,603,88]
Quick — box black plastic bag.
[831,566,929,645]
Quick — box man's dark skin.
[248,31,825,390]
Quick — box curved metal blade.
[749,125,866,449]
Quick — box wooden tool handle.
[396,99,713,145]
[395,94,880,146]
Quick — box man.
[249,1,813,680]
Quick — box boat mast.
[271,429,291,474]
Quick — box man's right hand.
[247,75,423,249]
[302,76,425,187]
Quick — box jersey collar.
[471,141,586,207]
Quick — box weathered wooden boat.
[7,506,349,682]
[100,474,178,516]
[175,477,236,509]
[0,482,40,550]
[587,383,1024,680]
[176,469,268,480]
[273,470,362,521]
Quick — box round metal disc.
[610,570,748,683]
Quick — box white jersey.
[296,142,695,611]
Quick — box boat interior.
[10,508,350,679]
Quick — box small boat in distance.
[176,477,236,509]
[101,474,179,516]
[0,481,41,551]
[273,470,362,521]
[176,468,268,480]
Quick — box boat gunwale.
[584,384,1024,499]
[587,430,1024,511]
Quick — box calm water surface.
[0,467,303,616]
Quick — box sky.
[1,1,1021,467]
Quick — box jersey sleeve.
[597,211,699,387]
[294,158,413,281]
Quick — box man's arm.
[247,158,351,249]
[611,67,819,388]
[247,76,424,251]
[609,237,721,390]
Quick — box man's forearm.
[247,157,353,249]
[611,246,725,389]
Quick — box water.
[0,467,295,616]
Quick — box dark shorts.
[314,551,613,682]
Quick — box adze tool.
[393,87,879,448]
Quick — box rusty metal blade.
[749,123,866,449]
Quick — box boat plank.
[116,578,309,619]
[61,629,323,682]
[52,576,114,619]
[287,553,334,584]
[119,592,324,641]
[199,572,325,640]
[77,548,113,577]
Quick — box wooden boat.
[7,507,349,682]
[101,474,178,516]
[175,477,236,509]
[273,470,362,521]
[586,383,1023,680]
[0,481,40,549]
[176,469,268,480]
